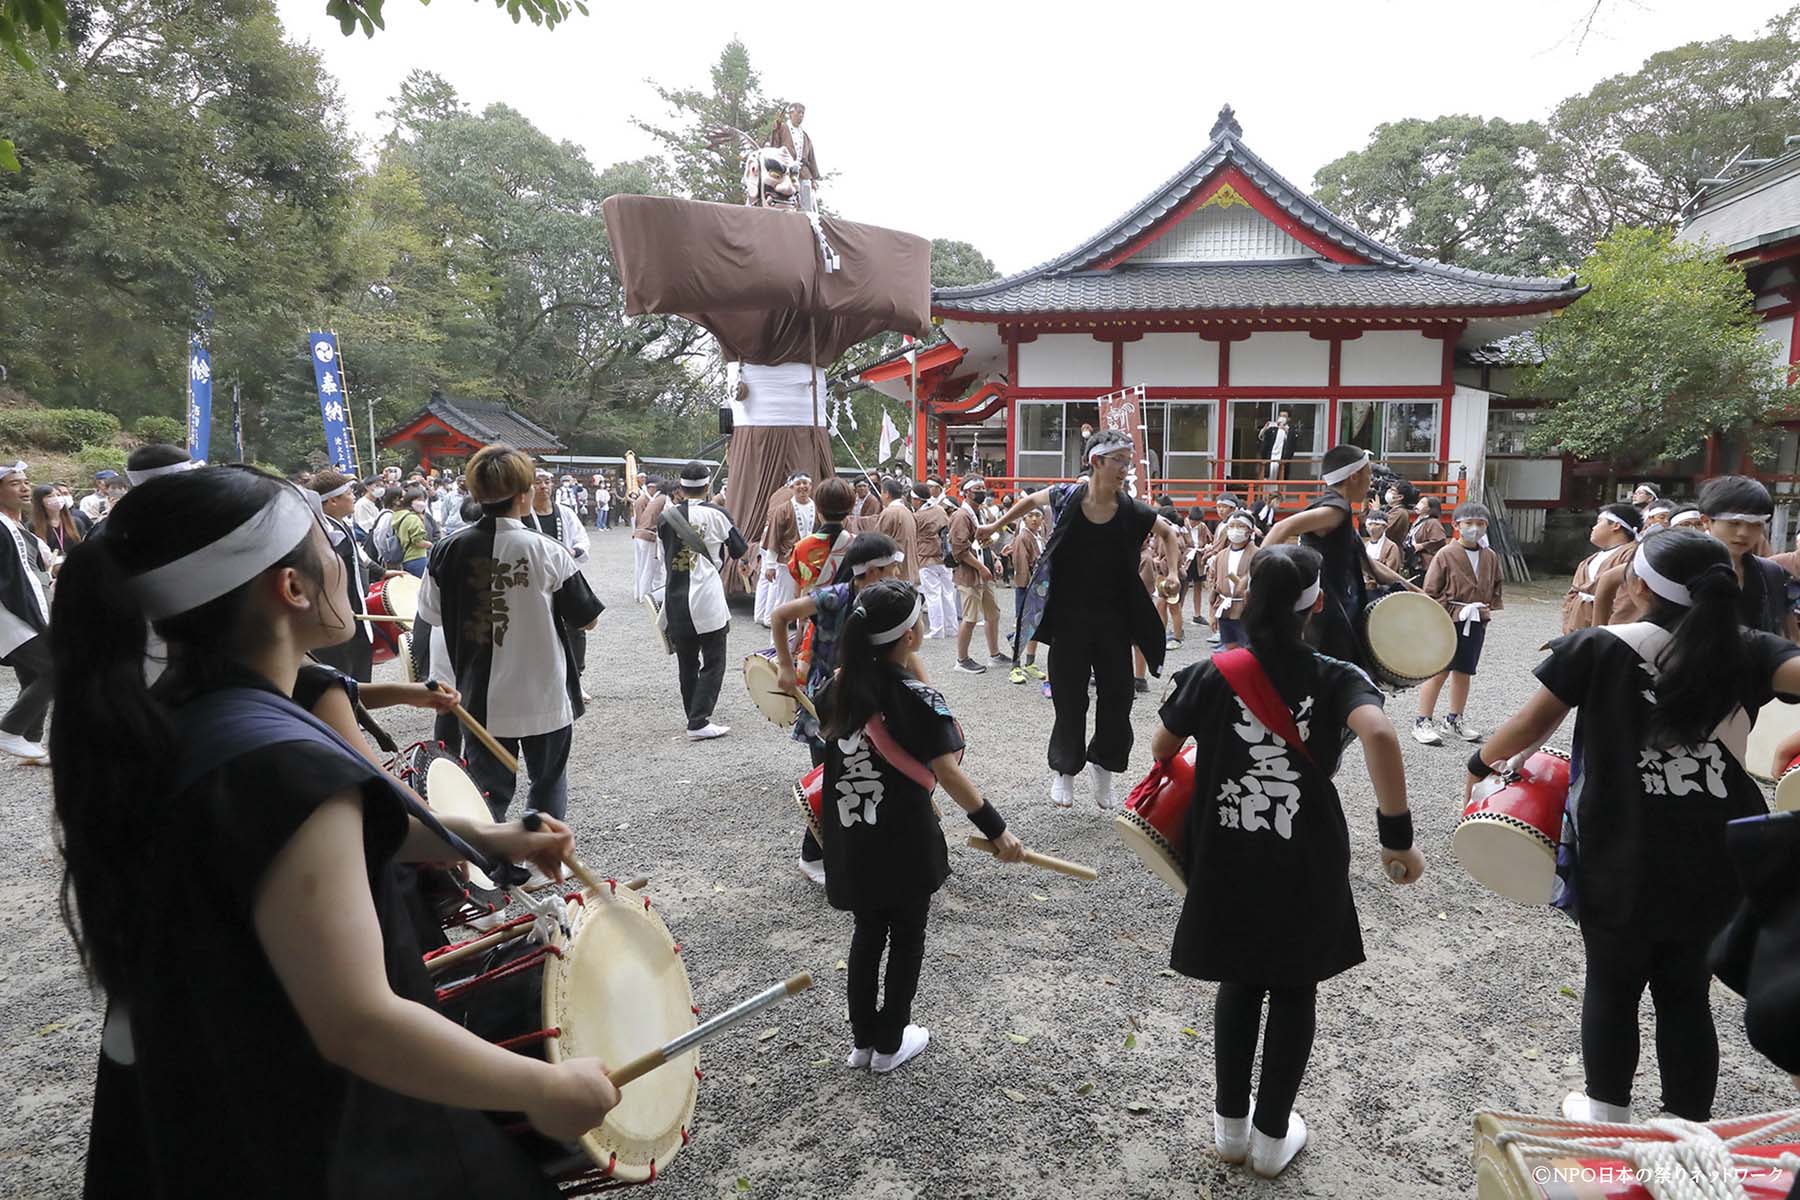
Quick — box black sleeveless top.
[1299,490,1370,669]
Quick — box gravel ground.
[3,533,1794,1199]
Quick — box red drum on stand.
[366,573,421,665]
[1112,746,1196,897]
[1453,750,1570,905]
[793,764,823,847]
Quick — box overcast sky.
[273,0,1796,275]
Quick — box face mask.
[45,495,70,513]
[1458,523,1485,544]
[1226,527,1250,545]
[410,500,427,513]
[1367,525,1386,540]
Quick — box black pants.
[671,628,728,731]
[848,895,931,1054]
[570,625,587,674]
[1046,620,1134,775]
[1,634,53,742]
[1580,921,1717,1119]
[1214,982,1317,1138]
[465,724,572,822]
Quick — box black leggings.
[1580,922,1717,1119]
[848,895,931,1054]
[1214,982,1317,1138]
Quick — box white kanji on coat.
[834,732,884,827]
[1216,696,1307,840]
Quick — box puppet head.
[744,145,800,209]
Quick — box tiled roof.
[1681,152,1800,254]
[935,110,1582,317]
[396,391,565,451]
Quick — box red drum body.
[793,764,823,845]
[366,573,420,664]
[1113,745,1196,896]
[1453,750,1570,905]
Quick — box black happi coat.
[1299,490,1371,670]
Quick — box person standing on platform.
[875,477,918,584]
[656,462,748,742]
[911,483,955,638]
[417,444,602,821]
[631,477,667,601]
[1263,446,1418,672]
[949,477,1007,675]
[756,473,814,629]
[978,431,1182,808]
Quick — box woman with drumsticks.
[1150,544,1422,1179]
[1469,527,1800,1126]
[50,465,618,1197]
[815,578,1025,1073]
[772,531,915,886]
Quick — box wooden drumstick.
[609,972,814,1088]
[965,836,1099,882]
[352,613,412,623]
[518,810,613,897]
[426,680,521,774]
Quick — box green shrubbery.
[133,415,186,445]
[0,409,123,453]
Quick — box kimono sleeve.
[1533,631,1601,709]
[894,676,965,765]
[1744,631,1800,709]
[1321,657,1385,722]
[554,569,604,632]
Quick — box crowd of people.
[10,430,1800,1193]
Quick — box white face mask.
[1458,522,1486,544]
[45,494,71,514]
[410,499,427,513]
[1226,526,1250,545]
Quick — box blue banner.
[186,337,213,463]
[308,332,354,472]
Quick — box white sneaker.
[871,1025,930,1074]
[1090,765,1117,810]
[1444,715,1482,742]
[687,723,730,741]
[1411,718,1443,746]
[845,1045,872,1069]
[1214,1113,1249,1164]
[797,856,826,886]
[0,731,46,761]
[1561,1091,1632,1124]
[1050,773,1076,807]
[1249,1112,1308,1178]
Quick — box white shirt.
[788,121,808,161]
[793,498,816,540]
[0,511,50,657]
[1269,426,1288,464]
[659,501,737,636]
[416,517,583,738]
[78,493,107,522]
[353,495,380,533]
[1465,547,1483,574]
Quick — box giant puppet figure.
[602,127,929,585]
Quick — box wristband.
[1376,810,1413,852]
[1466,749,1496,780]
[967,801,1007,841]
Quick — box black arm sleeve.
[553,571,604,630]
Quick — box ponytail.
[1239,544,1323,665]
[819,578,919,741]
[1638,529,1750,749]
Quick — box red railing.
[951,463,1468,515]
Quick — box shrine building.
[861,106,1586,506]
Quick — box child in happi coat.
[1152,545,1421,1178]
[1184,507,1213,626]
[1207,512,1258,648]
[1561,505,1640,634]
[1006,509,1047,686]
[1360,511,1403,581]
[1413,503,1503,746]
[1408,496,1446,576]
[773,533,912,886]
[816,580,1023,1071]
[1472,528,1800,1123]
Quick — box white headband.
[1088,433,1133,463]
[1598,511,1639,540]
[851,550,906,576]
[0,461,26,481]
[1321,451,1372,486]
[1670,511,1703,527]
[128,487,318,621]
[313,480,353,502]
[1225,512,1255,530]
[1293,579,1322,612]
[679,471,711,488]
[866,593,924,645]
[1632,550,1691,608]
[126,460,195,486]
[1708,512,1770,524]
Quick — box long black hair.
[1240,544,1323,665]
[829,531,902,588]
[50,466,329,994]
[819,578,920,741]
[1635,528,1750,749]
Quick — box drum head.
[1363,592,1456,687]
[743,651,798,728]
[423,757,498,892]
[545,893,698,1182]
[374,573,422,623]
[1112,812,1187,897]
[1748,700,1800,781]
[1452,817,1555,905]
[1776,763,1800,814]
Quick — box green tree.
[929,239,999,288]
[1523,225,1795,463]
[0,0,355,466]
[1545,8,1800,253]
[634,38,784,204]
[1311,115,1571,274]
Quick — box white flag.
[878,410,900,465]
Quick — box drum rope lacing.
[1494,1109,1800,1200]
[515,872,571,946]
